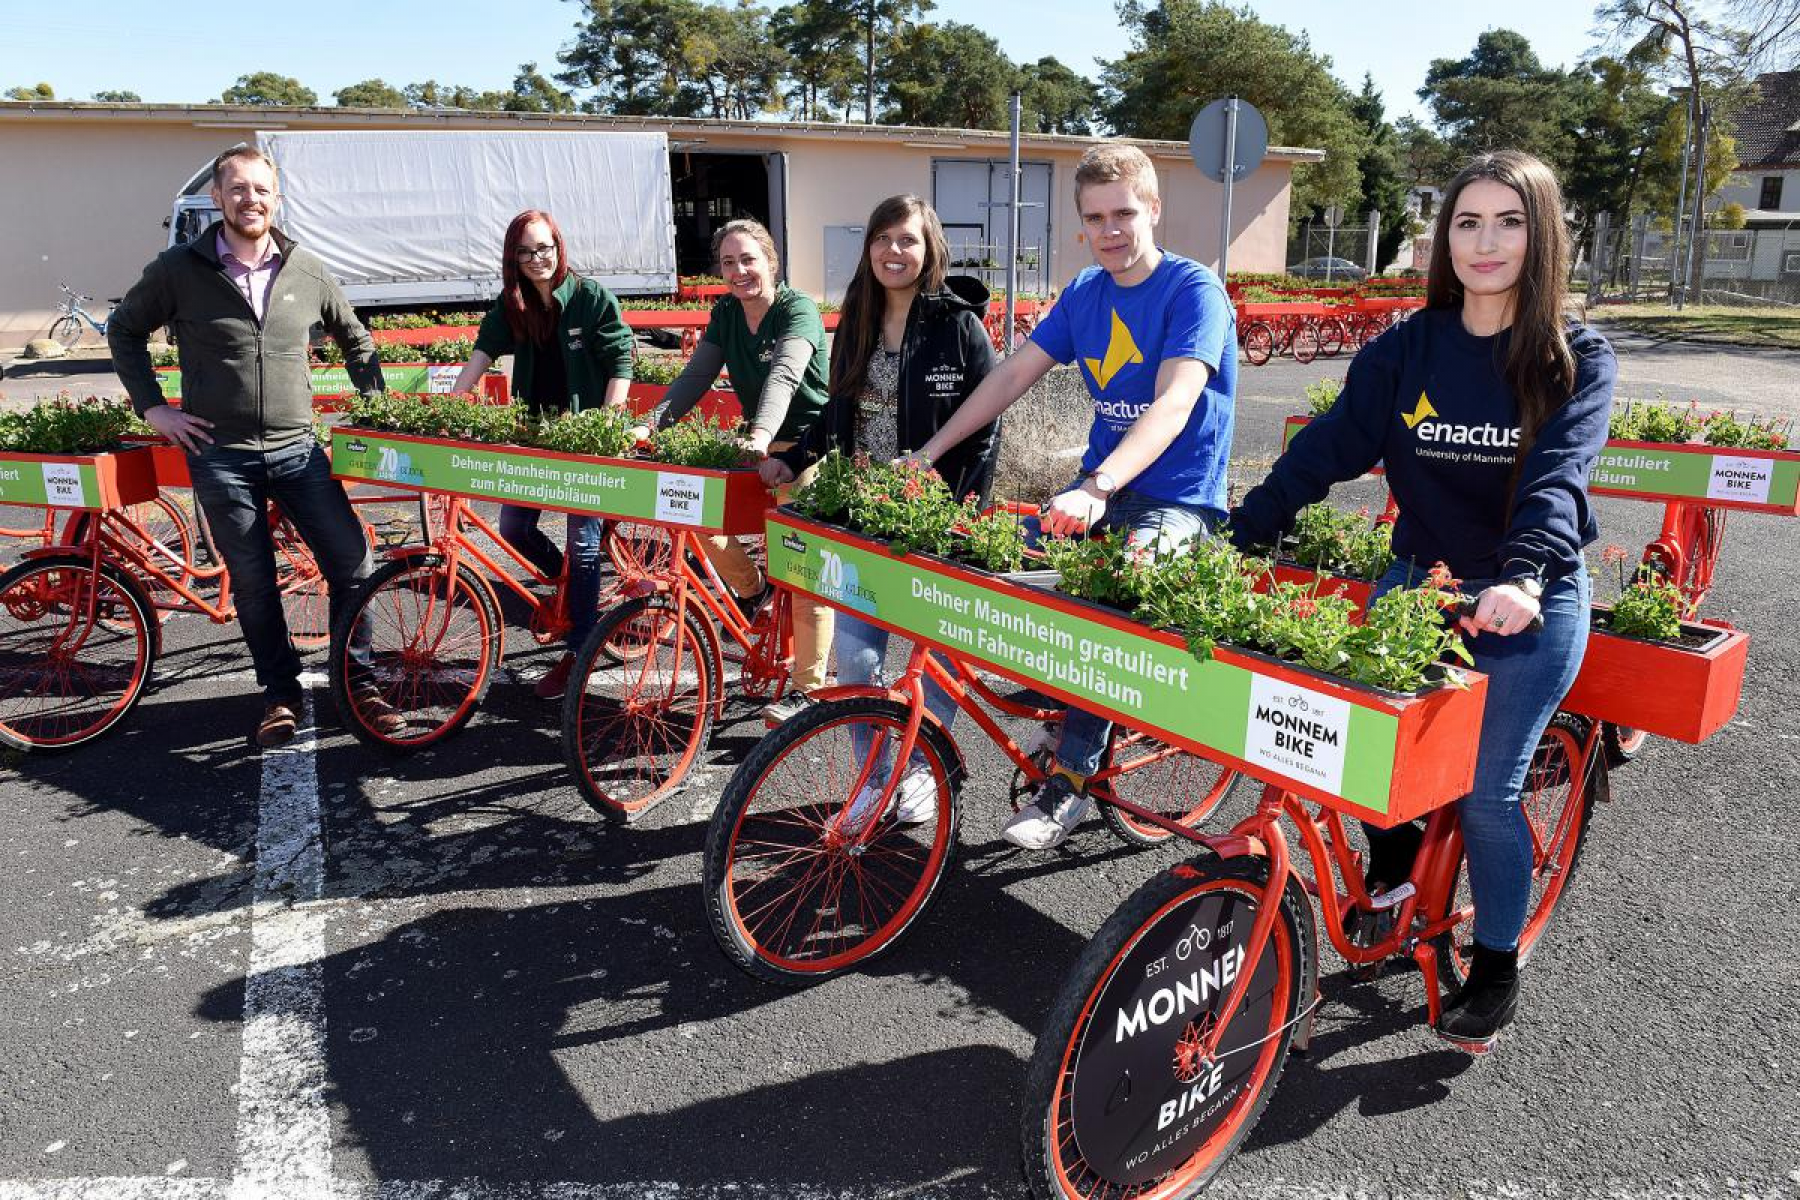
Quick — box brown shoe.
[256,702,300,748]
[534,653,576,700]
[350,683,408,737]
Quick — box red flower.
[902,475,926,500]
[1601,544,1631,566]
[1424,561,1460,592]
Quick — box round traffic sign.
[1188,98,1269,184]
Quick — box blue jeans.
[1366,561,1592,950]
[835,612,959,780]
[187,438,373,705]
[1038,483,1220,777]
[497,505,604,652]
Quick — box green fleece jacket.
[473,274,635,413]
[108,223,383,451]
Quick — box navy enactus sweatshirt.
[1233,308,1617,583]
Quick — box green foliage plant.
[529,407,636,459]
[958,507,1028,572]
[420,337,475,364]
[1609,397,1705,443]
[649,415,751,468]
[1701,409,1790,451]
[0,395,142,455]
[1304,377,1341,416]
[1599,544,1683,640]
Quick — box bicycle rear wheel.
[1290,321,1320,365]
[703,695,960,986]
[1435,713,1597,981]
[561,593,721,821]
[1096,729,1239,847]
[70,495,195,621]
[1023,856,1309,1199]
[329,556,500,751]
[0,556,156,752]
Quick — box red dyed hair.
[500,210,569,344]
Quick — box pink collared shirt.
[217,232,284,323]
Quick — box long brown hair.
[1425,151,1576,469]
[501,209,569,344]
[830,195,950,403]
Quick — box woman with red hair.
[454,209,635,697]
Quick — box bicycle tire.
[1290,321,1320,365]
[1601,722,1648,766]
[561,594,722,821]
[1097,730,1240,848]
[703,695,962,987]
[1022,855,1310,1199]
[1432,713,1598,983]
[328,555,501,751]
[49,315,83,351]
[1241,323,1274,367]
[1315,317,1347,358]
[0,555,157,753]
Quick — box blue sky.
[2,0,1608,124]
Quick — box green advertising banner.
[1279,417,1800,512]
[330,429,723,527]
[157,365,454,400]
[766,519,1402,811]
[0,455,101,509]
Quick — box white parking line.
[228,690,333,1200]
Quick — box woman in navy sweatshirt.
[1231,150,1616,1051]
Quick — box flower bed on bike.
[329,396,767,534]
[1282,414,1800,514]
[1560,610,1747,742]
[766,503,1487,825]
[0,398,159,510]
[154,365,509,405]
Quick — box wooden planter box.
[1282,416,1800,515]
[155,365,508,405]
[368,325,478,346]
[330,428,768,534]
[765,509,1488,827]
[0,445,158,510]
[1561,611,1748,743]
[1266,559,1376,610]
[625,382,741,427]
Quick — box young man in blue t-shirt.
[910,142,1238,850]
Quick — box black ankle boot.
[1438,941,1520,1047]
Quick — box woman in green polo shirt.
[453,208,635,699]
[651,218,832,720]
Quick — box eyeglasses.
[515,244,557,263]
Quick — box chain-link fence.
[1286,220,1377,280]
[1586,215,1800,306]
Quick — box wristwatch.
[1085,470,1119,499]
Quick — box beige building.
[0,102,1322,348]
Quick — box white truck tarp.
[258,129,677,302]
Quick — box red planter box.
[0,446,159,510]
[1561,611,1748,743]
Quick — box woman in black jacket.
[760,194,1001,819]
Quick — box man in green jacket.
[109,146,399,748]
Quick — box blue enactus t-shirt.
[1030,252,1236,516]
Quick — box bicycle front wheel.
[49,315,83,350]
[1241,323,1273,367]
[0,556,156,752]
[561,594,722,821]
[329,556,500,751]
[703,696,960,987]
[1023,856,1309,1199]
[1096,729,1239,848]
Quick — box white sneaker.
[891,766,939,825]
[1002,773,1091,850]
[828,766,938,837]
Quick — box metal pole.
[1630,212,1649,299]
[1670,93,1695,305]
[1218,96,1238,282]
[1325,221,1336,283]
[1367,209,1381,276]
[1681,101,1712,312]
[1005,92,1022,353]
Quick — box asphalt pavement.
[2,339,1798,1199]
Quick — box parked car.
[1288,257,1368,282]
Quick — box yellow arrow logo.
[1403,390,1438,430]
[1083,310,1145,390]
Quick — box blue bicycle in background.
[48,284,119,350]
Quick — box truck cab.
[166,161,220,249]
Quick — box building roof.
[1733,71,1800,169]
[0,101,1326,162]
